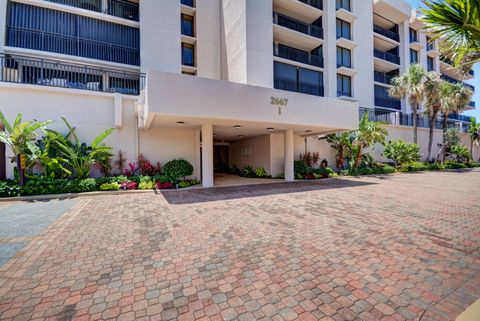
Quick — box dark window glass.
[410,49,419,64]
[336,0,351,11]
[337,74,352,97]
[181,14,194,37]
[427,57,434,71]
[181,0,194,7]
[274,61,323,96]
[336,19,351,40]
[182,43,195,66]
[409,28,418,43]
[336,46,351,68]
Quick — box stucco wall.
[0,84,199,179]
[229,134,271,173]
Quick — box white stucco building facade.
[0,0,476,185]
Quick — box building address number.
[270,97,288,106]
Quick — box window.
[336,19,351,40]
[181,0,194,7]
[336,0,351,11]
[410,49,419,64]
[336,47,352,68]
[274,62,324,96]
[426,36,435,51]
[427,57,434,71]
[409,28,418,43]
[337,74,352,97]
[181,14,194,37]
[182,43,195,66]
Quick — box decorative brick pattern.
[0,170,479,321]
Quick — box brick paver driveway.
[0,170,479,321]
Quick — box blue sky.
[406,0,480,119]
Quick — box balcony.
[273,12,323,39]
[374,71,395,85]
[373,25,399,42]
[441,75,475,92]
[374,49,400,65]
[298,0,323,10]
[449,113,473,122]
[45,0,139,21]
[181,0,194,7]
[274,44,323,68]
[0,54,145,95]
[375,96,401,110]
[6,27,140,66]
[274,77,324,96]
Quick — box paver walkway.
[0,170,479,321]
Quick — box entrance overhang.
[141,69,359,134]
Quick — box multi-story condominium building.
[0,0,476,185]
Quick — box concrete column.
[201,124,214,187]
[284,129,294,181]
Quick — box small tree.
[324,131,352,171]
[0,112,51,184]
[352,113,388,168]
[450,144,471,163]
[383,140,420,167]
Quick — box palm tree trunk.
[412,104,418,144]
[442,113,448,163]
[355,148,362,168]
[427,116,435,162]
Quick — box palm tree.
[422,72,444,161]
[389,64,427,144]
[440,82,473,162]
[468,117,480,160]
[0,112,51,184]
[421,0,480,72]
[352,113,388,168]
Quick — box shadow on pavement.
[161,178,376,205]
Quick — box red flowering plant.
[120,181,138,190]
[156,181,174,190]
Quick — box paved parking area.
[0,170,479,321]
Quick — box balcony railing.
[374,71,396,85]
[6,27,140,66]
[298,0,323,10]
[274,44,324,68]
[46,0,139,21]
[468,101,476,108]
[441,75,475,92]
[373,25,399,42]
[374,96,401,110]
[374,49,400,65]
[0,54,145,95]
[449,113,473,122]
[273,12,324,39]
[274,77,324,97]
[359,108,465,131]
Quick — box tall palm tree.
[440,82,473,162]
[421,0,480,72]
[389,64,427,144]
[468,117,480,160]
[422,72,444,161]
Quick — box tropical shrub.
[99,182,120,191]
[311,167,336,179]
[240,165,255,178]
[0,181,21,197]
[156,181,174,190]
[342,164,396,176]
[324,132,352,170]
[450,144,471,163]
[138,181,155,190]
[255,167,268,178]
[398,162,431,172]
[294,160,309,178]
[383,140,420,166]
[444,160,468,169]
[227,165,241,176]
[47,118,114,179]
[351,113,388,168]
[120,181,138,190]
[20,177,97,196]
[163,159,194,180]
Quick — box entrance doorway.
[214,144,229,173]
